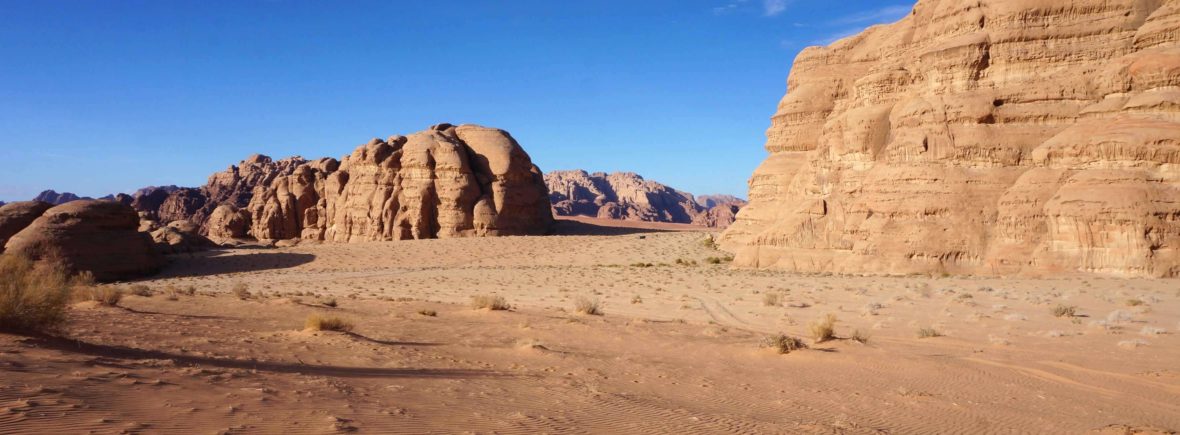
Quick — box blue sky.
[0,0,913,202]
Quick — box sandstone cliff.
[140,124,553,242]
[545,170,745,228]
[722,0,1180,277]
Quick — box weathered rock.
[4,200,162,281]
[722,0,1180,278]
[150,220,212,254]
[546,170,743,228]
[156,188,208,224]
[206,204,251,242]
[0,201,53,253]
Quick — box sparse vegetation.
[304,315,354,332]
[0,254,74,332]
[417,309,437,317]
[631,295,643,304]
[129,284,153,297]
[1052,304,1077,318]
[705,256,732,264]
[1125,298,1145,307]
[629,262,654,268]
[574,297,603,315]
[762,292,781,307]
[850,329,870,344]
[809,313,837,343]
[917,327,942,338]
[75,287,124,307]
[761,333,808,354]
[232,282,251,300]
[321,298,338,308]
[471,294,510,310]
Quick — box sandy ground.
[1,218,1178,434]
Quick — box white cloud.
[763,0,788,17]
[827,4,912,25]
[712,0,749,16]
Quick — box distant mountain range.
[545,170,745,228]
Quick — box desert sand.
[1,218,1177,434]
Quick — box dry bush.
[471,294,509,310]
[128,284,153,297]
[809,313,838,343]
[850,329,871,344]
[761,333,807,354]
[917,327,942,338]
[0,254,74,332]
[417,309,437,317]
[1052,304,1077,318]
[181,285,197,296]
[75,287,124,306]
[1125,298,1145,307]
[304,314,354,332]
[574,297,603,315]
[321,298,338,308]
[762,292,781,307]
[231,282,251,300]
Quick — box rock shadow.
[152,250,316,278]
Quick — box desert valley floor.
[1,218,1177,434]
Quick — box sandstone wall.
[546,170,746,227]
[722,0,1180,277]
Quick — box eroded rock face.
[204,124,552,242]
[546,170,744,228]
[4,200,162,281]
[206,204,251,242]
[722,0,1180,277]
[0,201,53,252]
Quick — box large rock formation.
[723,0,1180,277]
[138,124,553,242]
[0,201,53,253]
[546,170,745,228]
[4,200,162,281]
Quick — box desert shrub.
[630,262,654,268]
[850,329,871,344]
[809,313,838,343]
[471,294,510,311]
[231,282,251,300]
[917,327,942,338]
[304,315,353,332]
[574,297,603,315]
[321,298,338,308]
[761,333,807,354]
[181,285,197,296]
[75,287,124,306]
[128,284,153,297]
[1125,298,1145,307]
[1051,304,1077,318]
[705,256,732,264]
[631,295,643,304]
[762,292,781,307]
[417,309,437,317]
[0,255,74,332]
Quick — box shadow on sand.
[154,250,317,278]
[550,219,678,236]
[20,334,512,380]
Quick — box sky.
[0,0,914,202]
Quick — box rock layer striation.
[722,0,1180,277]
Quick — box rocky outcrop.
[150,221,212,254]
[4,200,162,281]
[206,204,251,241]
[0,201,53,253]
[269,124,553,241]
[722,0,1180,278]
[546,170,744,228]
[136,124,552,242]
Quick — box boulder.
[4,200,162,281]
[0,201,53,253]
